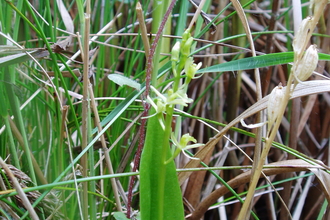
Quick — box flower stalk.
[139,10,204,220]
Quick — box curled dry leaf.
[56,0,74,33]
[51,36,72,53]
[308,166,330,204]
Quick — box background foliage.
[0,0,329,219]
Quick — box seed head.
[293,16,313,57]
[267,84,285,130]
[295,44,318,82]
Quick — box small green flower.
[166,88,193,106]
[145,86,194,129]
[144,96,166,130]
[184,57,202,79]
[181,37,194,57]
[150,86,193,108]
[165,133,204,164]
[181,29,191,47]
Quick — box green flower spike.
[165,133,204,164]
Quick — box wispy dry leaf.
[52,36,72,53]
[56,0,74,33]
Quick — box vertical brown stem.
[81,1,91,218]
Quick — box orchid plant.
[139,28,204,220]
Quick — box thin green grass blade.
[317,199,328,220]
[3,66,37,183]
[197,52,330,73]
[0,50,49,68]
[94,61,171,133]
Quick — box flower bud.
[267,84,285,129]
[171,41,181,62]
[295,44,318,82]
[181,36,193,57]
[181,29,191,44]
[293,16,313,56]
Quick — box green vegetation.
[0,0,330,219]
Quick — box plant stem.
[126,1,178,218]
[81,0,91,218]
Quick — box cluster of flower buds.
[171,29,202,80]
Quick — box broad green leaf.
[108,73,141,91]
[140,109,185,220]
[197,52,330,73]
[112,212,131,220]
